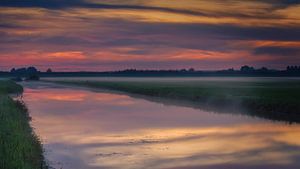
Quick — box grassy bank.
[50,78,300,123]
[0,80,47,169]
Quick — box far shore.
[43,77,300,123]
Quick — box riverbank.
[48,78,300,123]
[0,80,47,169]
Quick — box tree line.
[1,65,300,79]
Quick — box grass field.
[50,78,300,123]
[0,80,47,169]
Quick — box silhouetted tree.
[26,67,38,74]
[227,68,234,72]
[188,68,195,72]
[10,68,16,73]
[46,68,52,73]
[25,67,39,80]
[240,65,255,73]
[257,67,268,73]
[287,65,300,72]
[14,68,27,76]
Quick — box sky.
[0,0,300,71]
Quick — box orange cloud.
[44,51,86,60]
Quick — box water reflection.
[22,82,300,169]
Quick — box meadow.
[0,80,47,169]
[50,78,300,123]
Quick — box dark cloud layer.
[2,0,299,9]
[1,0,299,19]
[264,0,300,9]
[254,46,300,56]
[149,23,300,41]
[0,0,210,17]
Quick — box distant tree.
[10,68,16,73]
[257,67,268,73]
[287,65,300,72]
[124,69,137,72]
[10,68,22,81]
[188,68,195,72]
[46,68,52,73]
[227,68,234,72]
[25,66,40,81]
[26,67,38,74]
[240,65,255,73]
[15,68,27,76]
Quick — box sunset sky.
[0,0,300,71]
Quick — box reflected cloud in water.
[22,82,300,169]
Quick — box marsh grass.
[53,79,300,123]
[0,80,47,169]
[0,80,23,94]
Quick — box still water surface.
[22,82,300,169]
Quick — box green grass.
[0,80,23,94]
[0,80,47,169]
[51,78,300,123]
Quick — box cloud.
[0,0,210,16]
[0,0,86,9]
[266,0,300,9]
[253,46,300,56]
[0,0,300,70]
[0,0,299,20]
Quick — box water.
[21,81,300,169]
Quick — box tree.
[188,68,195,72]
[26,67,38,74]
[15,68,27,76]
[10,68,16,73]
[227,68,234,72]
[257,67,268,73]
[25,67,40,81]
[240,65,255,73]
[287,65,300,72]
[46,68,52,73]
